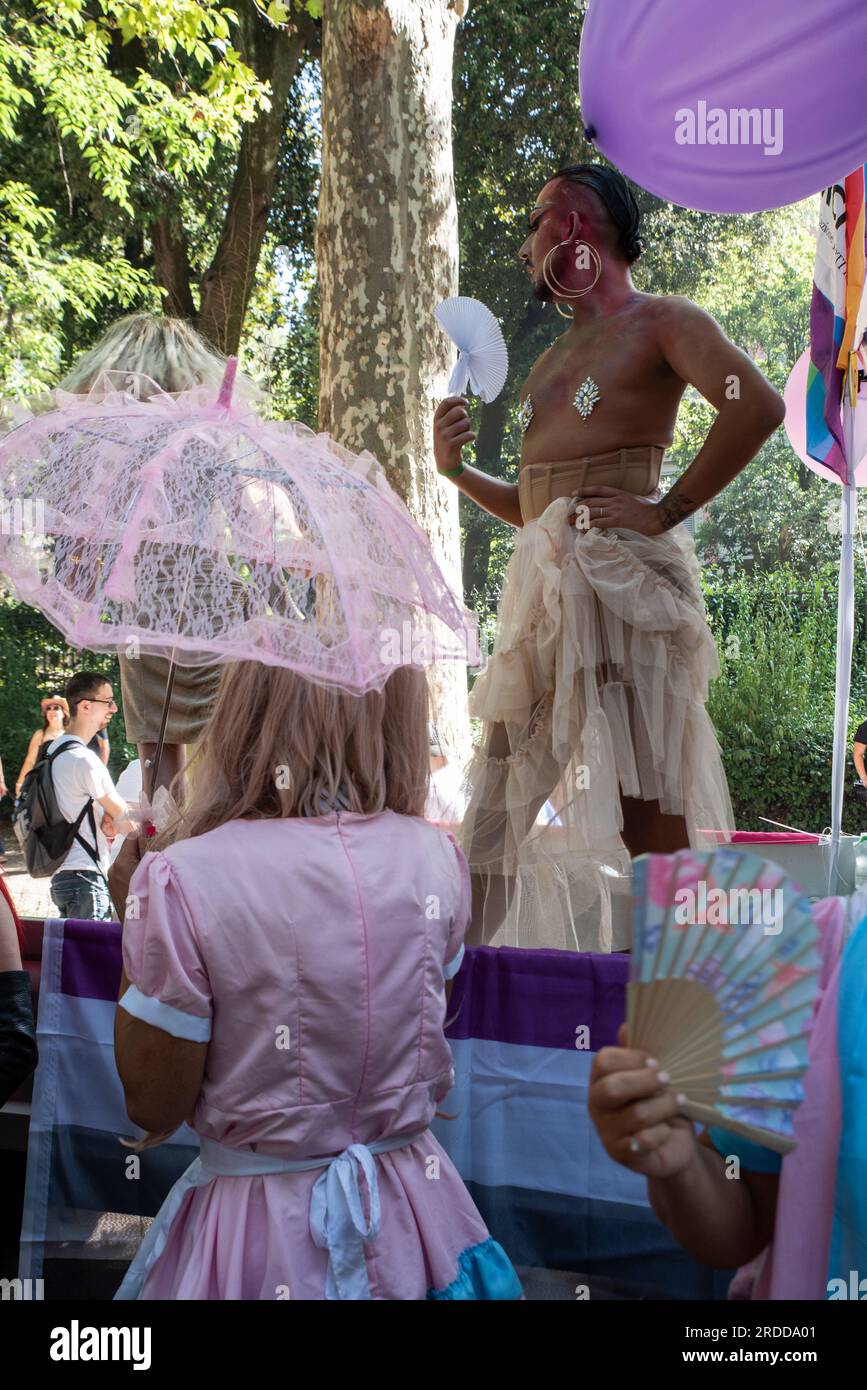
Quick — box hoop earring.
[542,238,602,304]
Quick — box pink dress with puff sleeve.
[115,809,522,1300]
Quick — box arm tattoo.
[657,487,697,531]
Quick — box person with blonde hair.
[60,313,232,399]
[109,660,522,1301]
[59,313,252,800]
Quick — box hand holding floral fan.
[628,848,821,1155]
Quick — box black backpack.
[16,737,102,879]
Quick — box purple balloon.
[579,1,867,213]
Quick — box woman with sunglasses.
[14,696,70,799]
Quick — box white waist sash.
[114,1130,426,1301]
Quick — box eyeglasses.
[44,705,65,712]
[85,697,117,709]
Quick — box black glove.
[0,971,38,1106]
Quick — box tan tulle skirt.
[459,452,734,953]
[119,652,222,745]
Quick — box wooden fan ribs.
[625,849,819,1156]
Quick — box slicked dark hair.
[553,164,643,264]
[66,670,110,714]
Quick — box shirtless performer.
[434,164,785,953]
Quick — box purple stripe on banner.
[446,945,627,1051]
[59,919,123,1002]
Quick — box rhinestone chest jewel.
[574,376,601,420]
[519,395,535,434]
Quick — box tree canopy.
[0,0,320,393]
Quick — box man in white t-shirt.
[108,759,143,867]
[49,672,137,922]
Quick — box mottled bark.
[318,0,470,760]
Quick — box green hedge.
[703,565,867,834]
[2,563,866,835]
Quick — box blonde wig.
[59,313,244,398]
[165,659,431,845]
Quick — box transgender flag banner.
[19,922,726,1299]
[432,947,727,1299]
[18,920,198,1299]
[808,167,867,484]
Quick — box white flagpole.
[828,394,858,891]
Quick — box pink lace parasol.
[0,364,479,695]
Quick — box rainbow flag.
[807,166,867,485]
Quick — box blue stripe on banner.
[41,993,197,1140]
[48,1124,199,1224]
[45,992,118,1046]
[432,1037,649,1207]
[20,919,65,1281]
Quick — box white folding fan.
[434,296,508,403]
[628,848,821,1154]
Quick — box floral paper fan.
[628,848,821,1155]
[435,297,508,403]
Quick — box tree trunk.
[151,216,196,320]
[197,4,316,353]
[127,2,316,354]
[318,0,470,762]
[461,506,491,607]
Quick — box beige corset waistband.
[518,445,665,523]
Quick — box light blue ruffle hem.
[427,1237,522,1300]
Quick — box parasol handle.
[217,357,238,409]
[149,660,178,799]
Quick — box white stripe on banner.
[432,1037,651,1208]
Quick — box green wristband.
[438,463,464,479]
